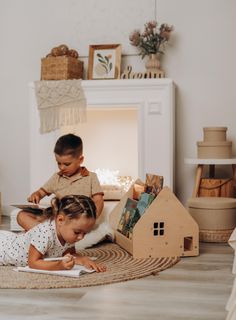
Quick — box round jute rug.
[0,243,180,289]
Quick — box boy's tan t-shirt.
[41,167,104,199]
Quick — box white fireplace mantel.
[29,79,175,191]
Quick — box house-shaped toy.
[109,185,199,258]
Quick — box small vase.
[145,54,161,73]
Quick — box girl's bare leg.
[17,211,47,231]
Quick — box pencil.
[44,257,67,261]
[44,256,97,261]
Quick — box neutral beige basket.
[187,197,236,243]
[41,56,84,80]
[199,229,233,243]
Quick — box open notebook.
[14,264,95,278]
[11,203,49,215]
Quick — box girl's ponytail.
[42,197,61,219]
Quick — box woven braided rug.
[0,243,179,289]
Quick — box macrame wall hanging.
[34,79,87,133]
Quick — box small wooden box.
[109,182,199,258]
[203,127,227,142]
[197,141,232,159]
[41,56,84,80]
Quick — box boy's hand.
[27,189,45,204]
[75,256,106,272]
[61,254,75,270]
[27,191,41,204]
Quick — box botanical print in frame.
[87,44,121,80]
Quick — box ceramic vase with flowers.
[129,20,174,74]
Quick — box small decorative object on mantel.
[129,20,174,77]
[41,44,84,80]
[121,65,164,79]
[87,44,122,80]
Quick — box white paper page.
[14,264,95,278]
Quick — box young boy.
[17,133,104,231]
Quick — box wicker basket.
[41,56,83,80]
[199,229,233,243]
[198,178,234,197]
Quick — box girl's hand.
[76,256,106,272]
[61,254,75,270]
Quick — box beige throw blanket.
[34,80,87,133]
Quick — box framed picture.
[87,44,122,80]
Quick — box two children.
[17,133,105,231]
[0,195,105,271]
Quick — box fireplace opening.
[61,107,138,192]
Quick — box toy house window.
[153,222,165,236]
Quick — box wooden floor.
[0,216,234,320]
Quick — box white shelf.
[185,158,236,165]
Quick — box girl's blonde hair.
[44,195,96,220]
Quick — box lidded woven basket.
[41,56,83,80]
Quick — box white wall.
[155,0,236,203]
[0,0,236,210]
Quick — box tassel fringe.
[34,80,87,133]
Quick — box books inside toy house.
[117,198,138,239]
[145,173,164,196]
[117,174,164,239]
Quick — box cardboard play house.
[109,185,199,258]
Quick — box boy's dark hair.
[54,134,83,157]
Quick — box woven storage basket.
[187,197,236,243]
[199,229,233,243]
[41,56,83,80]
[198,178,234,197]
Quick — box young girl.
[0,195,106,272]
